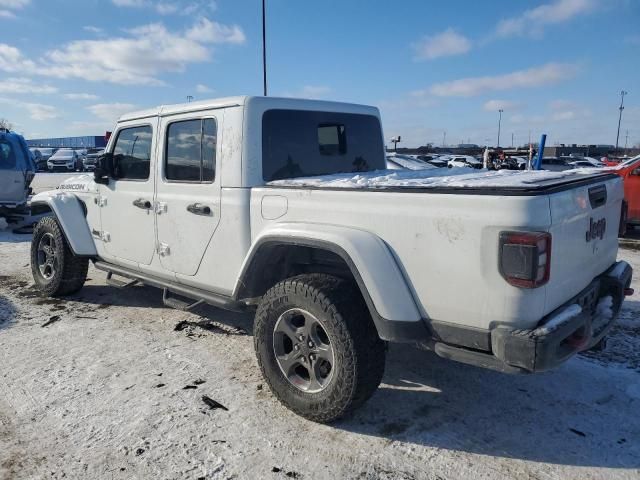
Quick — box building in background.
[26,136,107,149]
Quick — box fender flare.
[234,223,423,339]
[30,191,97,256]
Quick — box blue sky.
[0,0,638,147]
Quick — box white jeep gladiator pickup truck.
[29,96,633,422]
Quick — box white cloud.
[156,2,178,14]
[0,96,58,120]
[483,100,522,111]
[195,83,213,93]
[64,93,100,100]
[424,62,579,97]
[83,25,103,34]
[0,77,57,94]
[0,0,28,19]
[496,0,596,38]
[413,28,471,60]
[0,18,245,86]
[284,85,333,100]
[88,103,137,122]
[112,0,148,6]
[186,17,245,44]
[0,43,36,72]
[1,0,31,8]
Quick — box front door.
[155,113,221,276]
[99,122,157,265]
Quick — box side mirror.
[94,152,114,185]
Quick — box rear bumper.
[380,260,633,374]
[492,260,632,372]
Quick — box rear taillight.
[499,231,551,288]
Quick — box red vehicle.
[610,155,640,231]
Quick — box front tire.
[31,217,89,297]
[254,274,385,423]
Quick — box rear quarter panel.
[250,187,552,331]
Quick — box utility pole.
[262,0,268,96]
[497,109,503,147]
[186,95,194,103]
[511,132,514,148]
[615,90,628,150]
[625,130,629,150]
[442,131,446,147]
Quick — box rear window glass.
[0,140,16,169]
[262,110,384,181]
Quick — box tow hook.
[624,288,634,296]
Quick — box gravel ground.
[0,229,639,480]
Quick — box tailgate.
[545,175,623,314]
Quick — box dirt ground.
[1,224,639,479]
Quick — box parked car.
[569,160,604,169]
[47,148,83,172]
[0,129,35,217]
[29,148,48,171]
[29,96,632,423]
[82,148,104,172]
[446,155,483,169]
[416,154,448,168]
[541,157,572,172]
[498,157,527,170]
[608,155,640,231]
[386,154,435,170]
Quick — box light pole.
[442,131,446,147]
[615,90,628,151]
[186,95,193,103]
[262,0,268,96]
[497,109,503,147]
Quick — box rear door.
[545,176,623,312]
[99,122,157,265]
[154,112,222,276]
[0,136,25,204]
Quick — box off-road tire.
[254,273,386,423]
[31,216,89,297]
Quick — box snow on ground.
[0,231,639,479]
[267,168,606,189]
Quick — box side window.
[112,125,152,180]
[318,124,346,155]
[165,118,217,182]
[0,141,16,169]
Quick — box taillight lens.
[499,231,551,288]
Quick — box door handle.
[133,198,152,210]
[186,203,212,216]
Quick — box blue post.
[534,134,547,170]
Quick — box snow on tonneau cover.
[270,167,624,316]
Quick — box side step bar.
[162,288,204,311]
[94,261,247,312]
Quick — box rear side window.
[0,140,16,169]
[112,125,153,180]
[262,110,384,181]
[165,118,217,182]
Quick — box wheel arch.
[30,191,97,257]
[233,223,424,341]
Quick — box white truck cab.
[29,96,633,422]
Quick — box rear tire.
[31,217,88,297]
[254,274,386,423]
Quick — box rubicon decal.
[586,217,606,242]
[57,184,88,191]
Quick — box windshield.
[616,155,640,169]
[51,149,74,158]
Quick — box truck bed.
[267,168,618,195]
[255,168,623,333]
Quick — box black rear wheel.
[31,217,89,297]
[254,274,386,423]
